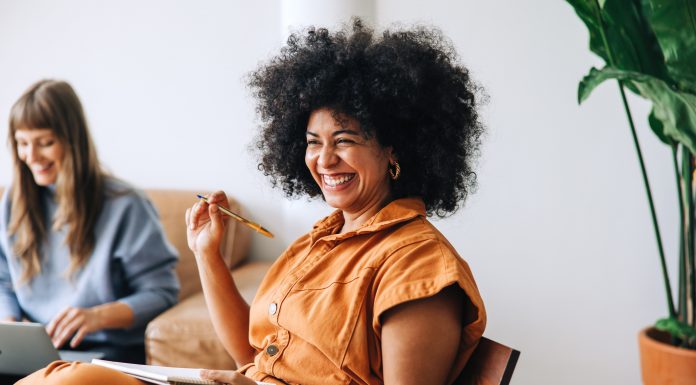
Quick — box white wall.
[0,1,677,384]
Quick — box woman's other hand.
[200,369,258,385]
[186,191,228,259]
[46,302,134,348]
[46,306,101,348]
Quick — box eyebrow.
[306,129,361,137]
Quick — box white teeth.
[323,174,355,187]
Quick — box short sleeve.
[370,238,486,341]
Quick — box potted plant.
[565,0,696,383]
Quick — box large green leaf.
[566,0,607,60]
[647,110,671,146]
[565,0,669,79]
[578,66,696,153]
[642,0,696,93]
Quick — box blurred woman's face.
[14,128,65,186]
[305,108,393,215]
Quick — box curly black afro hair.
[249,18,485,217]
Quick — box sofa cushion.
[146,190,251,300]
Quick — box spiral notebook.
[91,359,274,385]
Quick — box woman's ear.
[385,146,397,163]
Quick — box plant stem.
[689,152,696,327]
[591,0,676,318]
[674,145,686,321]
[618,85,676,318]
[682,148,694,325]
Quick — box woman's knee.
[15,361,143,385]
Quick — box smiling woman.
[1,79,180,367]
[194,18,487,385]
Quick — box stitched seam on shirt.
[365,234,436,271]
[436,240,455,286]
[339,270,370,371]
[290,267,374,292]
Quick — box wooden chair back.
[454,336,520,385]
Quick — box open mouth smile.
[322,173,356,187]
[32,163,54,174]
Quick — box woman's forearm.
[92,301,134,329]
[196,250,256,366]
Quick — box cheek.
[53,149,64,163]
[47,145,65,164]
[305,150,317,171]
[16,148,27,162]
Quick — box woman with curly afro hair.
[18,18,487,385]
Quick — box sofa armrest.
[146,260,272,368]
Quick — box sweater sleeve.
[0,189,21,320]
[0,247,21,321]
[110,192,180,328]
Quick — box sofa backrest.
[0,186,251,301]
[145,189,251,300]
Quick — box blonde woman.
[0,80,179,364]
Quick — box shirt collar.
[309,197,426,243]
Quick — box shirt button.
[268,302,277,315]
[266,344,279,356]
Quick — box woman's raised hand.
[185,191,229,259]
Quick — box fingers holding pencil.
[186,191,229,258]
[196,192,274,238]
[194,191,229,228]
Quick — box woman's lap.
[61,341,146,364]
[15,361,145,385]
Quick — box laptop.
[0,322,104,375]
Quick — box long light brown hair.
[7,79,105,283]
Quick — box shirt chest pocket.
[277,269,374,367]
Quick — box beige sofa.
[0,186,271,369]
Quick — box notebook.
[91,359,274,385]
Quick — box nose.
[24,144,40,163]
[317,144,338,169]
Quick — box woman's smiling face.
[14,128,65,186]
[305,108,393,216]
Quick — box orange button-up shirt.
[241,198,486,385]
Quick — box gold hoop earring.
[389,161,401,180]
